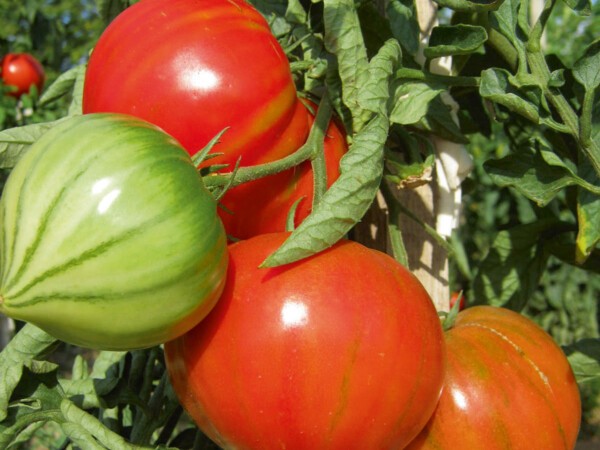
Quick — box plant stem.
[395,68,480,87]
[203,96,333,189]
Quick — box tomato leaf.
[39,64,85,107]
[424,25,488,59]
[471,220,557,311]
[0,324,58,422]
[390,82,445,126]
[564,338,600,384]
[323,0,370,132]
[480,69,540,123]
[261,40,400,267]
[386,0,420,57]
[576,162,600,264]
[0,119,67,169]
[435,0,504,12]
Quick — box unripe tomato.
[1,53,45,98]
[405,306,581,450]
[219,100,348,239]
[0,114,228,350]
[165,233,446,450]
[83,0,303,165]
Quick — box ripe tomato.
[219,100,348,239]
[83,0,304,165]
[405,306,581,450]
[165,233,446,450]
[1,53,45,98]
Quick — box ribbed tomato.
[82,0,304,166]
[219,100,348,239]
[1,53,45,98]
[0,114,228,350]
[406,306,581,450]
[165,233,446,450]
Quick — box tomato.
[449,291,465,310]
[1,53,45,98]
[405,305,581,450]
[165,232,446,450]
[82,0,304,165]
[219,100,348,239]
[0,113,228,350]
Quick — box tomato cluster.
[0,0,582,447]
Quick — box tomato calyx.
[439,291,464,331]
[202,95,333,193]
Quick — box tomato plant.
[165,232,446,450]
[218,100,348,239]
[406,306,582,450]
[82,0,304,164]
[0,113,228,350]
[0,53,45,98]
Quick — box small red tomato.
[405,305,581,450]
[449,291,465,310]
[1,53,45,98]
[165,233,446,450]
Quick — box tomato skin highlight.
[165,232,446,450]
[218,100,348,239]
[82,0,302,164]
[405,305,581,450]
[0,114,228,350]
[1,53,45,98]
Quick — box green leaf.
[68,63,86,116]
[435,0,504,12]
[0,119,68,169]
[561,0,592,15]
[0,366,64,449]
[564,339,600,383]
[390,81,445,125]
[260,40,400,267]
[386,0,420,57]
[0,324,58,422]
[489,0,527,50]
[39,64,85,107]
[485,143,600,206]
[358,39,402,117]
[418,96,470,143]
[576,161,600,263]
[262,113,388,267]
[323,0,370,132]
[424,25,488,59]
[480,68,540,123]
[573,39,600,91]
[472,220,555,311]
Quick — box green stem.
[395,68,480,87]
[203,96,333,189]
[580,89,595,148]
[527,50,600,177]
[527,0,555,53]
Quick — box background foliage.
[0,0,599,447]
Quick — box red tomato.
[449,291,465,310]
[165,233,446,450]
[82,0,303,165]
[406,305,581,450]
[1,53,45,98]
[219,100,348,239]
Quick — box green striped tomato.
[0,114,228,350]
